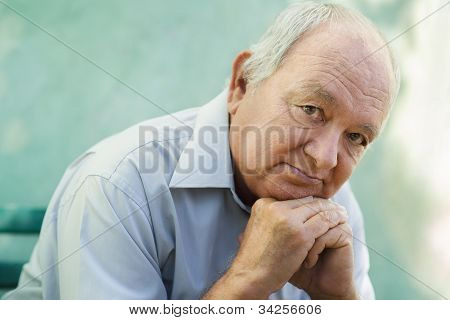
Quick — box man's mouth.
[283,162,323,185]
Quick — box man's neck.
[232,160,258,208]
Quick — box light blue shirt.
[4,90,374,299]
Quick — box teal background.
[1,0,449,299]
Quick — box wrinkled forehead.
[286,20,393,67]
[279,22,394,113]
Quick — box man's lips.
[283,162,323,184]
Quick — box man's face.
[228,23,394,202]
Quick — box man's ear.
[227,51,252,115]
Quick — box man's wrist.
[226,266,272,299]
[341,288,359,300]
[202,266,272,299]
[309,285,359,300]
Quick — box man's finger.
[303,207,348,239]
[293,198,346,223]
[279,196,315,209]
[304,224,353,269]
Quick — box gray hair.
[241,1,400,107]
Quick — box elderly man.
[5,2,397,300]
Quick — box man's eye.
[289,104,324,127]
[301,105,320,115]
[347,133,367,146]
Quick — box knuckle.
[315,199,326,211]
[327,209,344,225]
[321,199,335,211]
[296,228,312,246]
[316,237,326,250]
[296,231,307,244]
[320,210,331,223]
[275,212,289,226]
[304,238,315,250]
[251,199,262,211]
[267,201,282,212]
[338,206,349,218]
[337,224,353,242]
[340,232,353,246]
[252,198,270,213]
[327,210,335,222]
[343,223,353,236]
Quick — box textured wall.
[1,0,448,299]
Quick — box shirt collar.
[169,89,234,190]
[169,89,251,212]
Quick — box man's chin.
[262,179,326,201]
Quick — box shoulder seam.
[40,133,191,239]
[94,175,162,269]
[108,135,192,180]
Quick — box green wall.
[0,0,444,299]
[0,0,287,206]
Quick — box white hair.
[240,1,400,107]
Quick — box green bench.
[0,206,46,297]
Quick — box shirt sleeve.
[335,182,376,300]
[57,175,167,299]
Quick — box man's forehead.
[281,43,391,117]
[292,20,384,54]
[287,81,336,104]
[284,21,392,80]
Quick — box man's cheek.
[240,144,262,174]
[334,162,355,186]
[263,143,291,170]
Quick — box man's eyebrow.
[359,124,379,139]
[289,82,336,104]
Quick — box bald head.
[242,1,399,109]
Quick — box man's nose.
[303,128,339,170]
